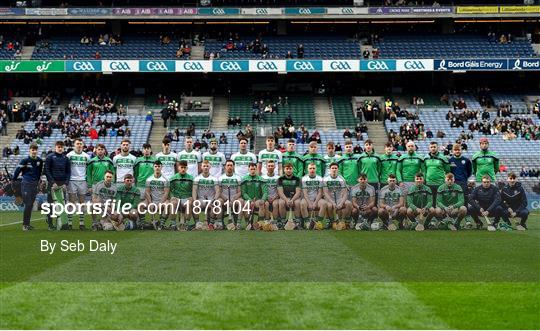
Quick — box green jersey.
[337,153,359,186]
[358,152,381,183]
[169,173,194,199]
[379,185,403,207]
[134,156,156,188]
[397,152,425,183]
[302,153,326,177]
[282,151,304,178]
[424,152,450,186]
[86,156,115,186]
[471,150,499,182]
[115,184,140,210]
[436,183,464,209]
[379,153,399,183]
[241,175,266,200]
[406,184,433,210]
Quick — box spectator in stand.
[343,128,353,139]
[297,44,304,59]
[219,133,228,145]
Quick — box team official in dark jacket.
[449,143,472,201]
[500,172,529,230]
[43,141,71,228]
[468,174,503,228]
[13,143,43,231]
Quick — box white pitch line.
[0,217,46,227]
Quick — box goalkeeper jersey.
[219,173,242,200]
[241,175,266,200]
[86,156,115,187]
[169,173,194,199]
[471,150,499,182]
[115,184,140,209]
[66,150,90,181]
[262,173,280,200]
[92,181,117,201]
[194,174,217,200]
[406,184,433,210]
[282,151,304,178]
[277,175,301,199]
[303,153,326,177]
[337,153,359,186]
[436,183,464,209]
[134,156,156,188]
[113,153,137,183]
[378,185,403,208]
[301,174,323,202]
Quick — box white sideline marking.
[0,217,46,227]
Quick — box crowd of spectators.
[356,99,381,122]
[250,96,287,123]
[0,34,23,58]
[80,33,123,46]
[520,167,540,178]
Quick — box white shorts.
[68,180,88,195]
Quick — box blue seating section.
[31,37,189,60]
[0,48,16,59]
[375,35,535,59]
[205,36,361,59]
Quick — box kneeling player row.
[74,159,528,232]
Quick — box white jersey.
[194,174,218,200]
[262,173,280,199]
[302,174,323,202]
[230,151,257,177]
[113,153,137,182]
[177,149,201,178]
[202,151,226,178]
[219,173,242,200]
[155,152,178,180]
[145,174,169,202]
[66,150,90,181]
[324,154,342,172]
[258,149,282,176]
[323,174,348,201]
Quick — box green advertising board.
[0,60,65,73]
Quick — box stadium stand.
[374,35,536,59]
[331,96,361,129]
[204,36,361,60]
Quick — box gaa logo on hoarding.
[73,61,95,71]
[182,61,205,71]
[367,60,389,70]
[212,8,226,15]
[256,61,278,70]
[341,8,354,14]
[293,61,315,71]
[299,8,312,14]
[404,60,425,70]
[219,61,243,71]
[330,61,352,70]
[146,61,169,71]
[255,8,268,14]
[0,202,20,211]
[110,61,132,71]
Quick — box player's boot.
[79,224,86,231]
[516,224,527,231]
[22,225,34,231]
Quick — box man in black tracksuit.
[501,172,529,230]
[13,143,44,231]
[44,141,71,229]
[468,174,503,229]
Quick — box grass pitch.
[1,212,539,329]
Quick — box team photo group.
[14,132,530,232]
